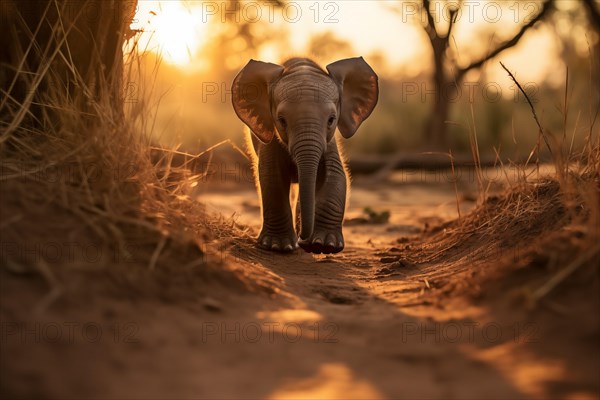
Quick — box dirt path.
[1,174,598,399]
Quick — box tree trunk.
[424,38,451,150]
[0,0,137,131]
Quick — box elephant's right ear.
[232,60,284,144]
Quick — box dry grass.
[396,62,600,306]
[0,3,260,309]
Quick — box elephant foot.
[257,229,298,253]
[298,227,344,254]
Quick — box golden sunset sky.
[130,0,587,88]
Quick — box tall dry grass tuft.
[425,60,600,304]
[0,2,251,307]
[396,58,598,307]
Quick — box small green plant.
[363,207,391,224]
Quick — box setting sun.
[133,1,209,66]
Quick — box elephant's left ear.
[326,57,379,138]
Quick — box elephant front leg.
[256,145,298,252]
[299,142,346,254]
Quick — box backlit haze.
[130,0,582,83]
[125,1,595,154]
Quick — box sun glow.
[129,0,560,81]
[132,1,209,67]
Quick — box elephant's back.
[282,58,326,76]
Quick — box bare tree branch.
[422,0,438,41]
[456,0,555,80]
[582,0,600,31]
[446,8,458,40]
[446,0,462,40]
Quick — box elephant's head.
[232,57,378,241]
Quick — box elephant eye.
[278,116,287,129]
[327,115,336,128]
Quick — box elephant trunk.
[294,143,323,241]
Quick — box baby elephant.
[232,57,378,254]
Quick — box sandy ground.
[1,169,598,399]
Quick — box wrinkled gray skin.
[232,57,378,254]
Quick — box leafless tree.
[415,0,555,148]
